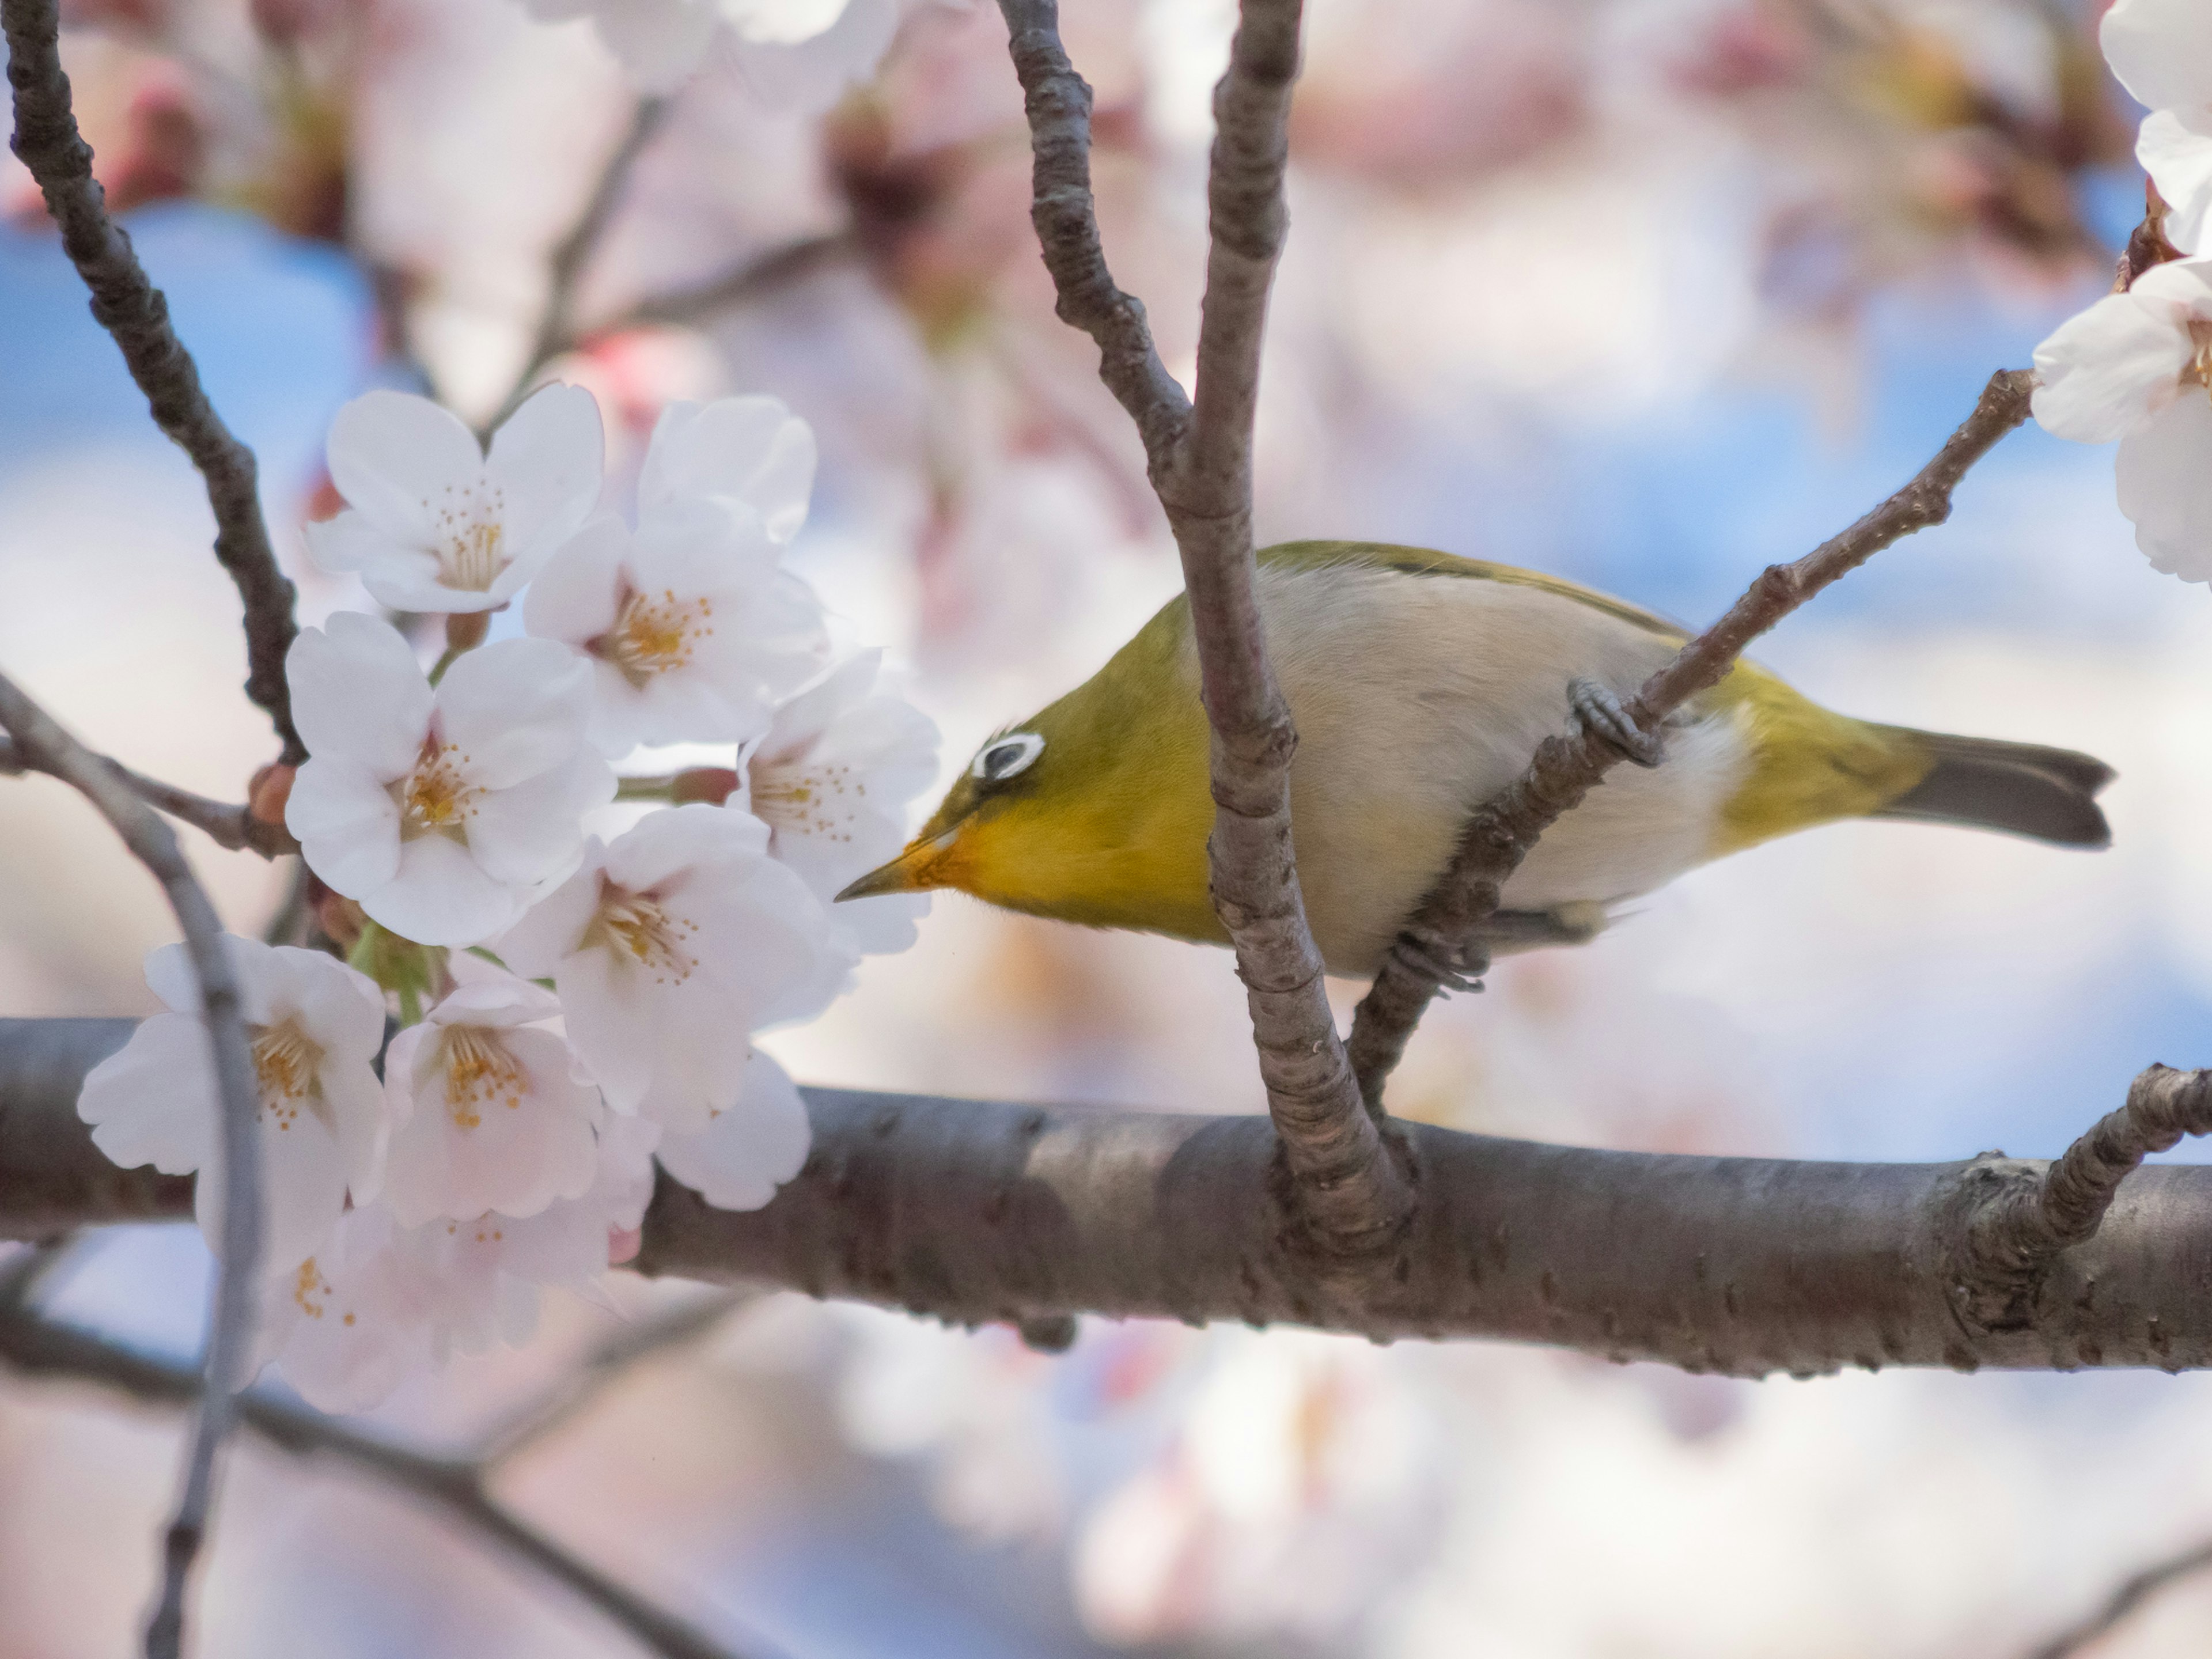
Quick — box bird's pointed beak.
[836,832,957,903]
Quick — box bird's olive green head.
[835,594,1221,942]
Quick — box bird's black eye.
[972,732,1045,783]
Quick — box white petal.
[302,512,445,607]
[2100,0,2212,119]
[719,0,849,47]
[364,835,525,948]
[425,976,564,1029]
[198,1097,350,1265]
[497,847,608,978]
[327,390,484,543]
[2141,112,2212,257]
[654,1050,810,1209]
[286,612,433,777]
[2031,291,2193,442]
[77,1012,217,1175]
[383,1027,601,1226]
[602,802,770,893]
[554,944,657,1115]
[287,757,403,899]
[143,934,282,1025]
[483,382,606,570]
[2116,394,2212,582]
[728,0,896,114]
[639,396,817,542]
[270,946,389,1066]
[435,638,594,791]
[467,746,612,887]
[632,970,753,1131]
[522,515,629,648]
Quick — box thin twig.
[490,94,673,427]
[611,229,857,337]
[0,1304,769,1659]
[1960,1062,2212,1332]
[999,0,1407,1268]
[0,672,264,1659]
[474,1290,755,1466]
[2028,1536,2212,1659]
[0,735,297,858]
[2,0,302,763]
[1345,368,2039,1103]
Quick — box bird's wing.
[1257,540,1692,643]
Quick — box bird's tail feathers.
[1870,729,2114,849]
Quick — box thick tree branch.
[1346,368,2039,1101]
[1000,0,1404,1268]
[2,0,302,763]
[0,735,297,858]
[0,685,264,1659]
[0,1297,769,1659]
[9,1020,2212,1376]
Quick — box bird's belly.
[1292,711,1747,978]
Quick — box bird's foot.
[1569,678,1663,768]
[1386,927,1487,995]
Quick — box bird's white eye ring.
[972,732,1045,783]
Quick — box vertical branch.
[1344,369,2038,1101]
[3,0,302,763]
[999,0,1407,1264]
[0,673,264,1659]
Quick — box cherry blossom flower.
[305,384,603,614]
[639,396,818,544]
[523,498,826,754]
[78,936,387,1265]
[496,805,853,1135]
[2031,257,2212,581]
[737,650,940,953]
[656,1048,809,1209]
[2101,0,2212,255]
[259,1205,444,1415]
[380,977,603,1227]
[285,612,615,946]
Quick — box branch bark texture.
[0,736,296,858]
[11,1019,2212,1377]
[3,0,302,763]
[0,681,265,1659]
[1345,368,2039,1100]
[999,0,1406,1267]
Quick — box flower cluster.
[2032,0,2212,582]
[80,384,938,1411]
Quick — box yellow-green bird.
[838,541,2112,977]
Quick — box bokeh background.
[5,0,2212,1654]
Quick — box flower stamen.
[429,482,511,592]
[586,882,702,985]
[252,1017,331,1133]
[436,1025,528,1131]
[398,739,481,840]
[592,586,714,687]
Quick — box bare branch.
[1000,0,1405,1267]
[2,0,302,763]
[2028,1535,2212,1659]
[13,1021,2212,1375]
[491,94,672,426]
[0,1302,774,1659]
[474,1289,755,1467]
[0,735,297,858]
[998,0,1192,468]
[610,229,857,338]
[1346,368,2039,1101]
[0,681,264,1659]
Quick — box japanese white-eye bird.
[838,540,2112,977]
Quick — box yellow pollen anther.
[398,740,480,840]
[293,1256,332,1319]
[436,1024,528,1131]
[587,883,702,985]
[252,1018,329,1132]
[594,586,713,687]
